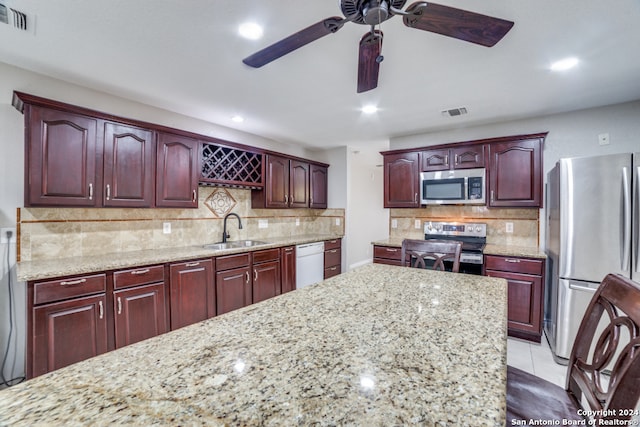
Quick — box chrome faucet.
[222,213,243,243]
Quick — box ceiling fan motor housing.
[340,0,407,25]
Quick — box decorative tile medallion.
[204,188,237,217]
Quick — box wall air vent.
[441,107,468,117]
[0,3,8,24]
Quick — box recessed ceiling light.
[361,105,378,114]
[238,22,263,40]
[550,57,579,71]
[231,115,245,123]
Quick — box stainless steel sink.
[202,240,270,250]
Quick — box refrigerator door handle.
[621,167,631,272]
[568,282,598,293]
[634,165,640,276]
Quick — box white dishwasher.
[295,242,325,289]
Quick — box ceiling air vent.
[0,3,8,24]
[0,2,30,31]
[441,107,468,117]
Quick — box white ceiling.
[1,0,639,149]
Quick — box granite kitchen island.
[0,264,508,426]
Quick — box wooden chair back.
[400,239,462,273]
[567,273,640,422]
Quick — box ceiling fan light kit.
[242,1,514,93]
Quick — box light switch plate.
[391,219,398,229]
[163,222,171,234]
[258,219,268,229]
[506,222,514,233]
[414,220,421,229]
[335,218,341,226]
[295,218,300,226]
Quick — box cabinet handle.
[330,267,338,271]
[454,154,459,165]
[444,155,449,165]
[89,183,93,200]
[414,193,418,203]
[291,195,294,203]
[285,195,289,204]
[254,269,258,281]
[246,271,250,283]
[329,240,337,244]
[505,258,521,263]
[329,249,338,254]
[131,269,150,275]
[60,278,87,286]
[192,190,197,203]
[385,248,398,252]
[117,297,122,315]
[106,184,111,200]
[185,262,200,267]
[98,301,104,319]
[491,190,495,203]
[310,196,313,204]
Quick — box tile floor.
[507,334,567,387]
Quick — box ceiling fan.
[242,1,514,93]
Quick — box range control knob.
[426,224,433,231]
[435,224,443,232]
[475,226,482,232]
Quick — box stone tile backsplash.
[18,187,345,262]
[389,205,539,247]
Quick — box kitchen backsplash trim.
[18,187,345,262]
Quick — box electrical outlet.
[295,218,300,226]
[414,219,421,229]
[391,219,398,229]
[506,222,514,233]
[258,219,268,229]
[163,222,171,234]
[335,218,341,226]
[1,227,16,244]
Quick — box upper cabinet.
[421,145,485,172]
[200,142,263,189]
[156,132,199,208]
[487,137,544,208]
[384,152,420,208]
[381,133,546,209]
[252,154,329,209]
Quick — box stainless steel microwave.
[420,168,486,205]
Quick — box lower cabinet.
[29,274,108,378]
[280,246,296,293]
[484,255,545,342]
[169,259,215,330]
[215,253,252,315]
[324,239,342,279]
[372,244,403,266]
[251,249,281,303]
[113,265,167,348]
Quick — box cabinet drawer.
[324,265,341,279]
[216,253,250,271]
[324,248,341,268]
[373,245,402,261]
[252,248,280,264]
[114,265,164,289]
[484,255,543,275]
[34,273,107,305]
[324,239,341,251]
[374,258,404,266]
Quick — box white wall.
[391,100,640,247]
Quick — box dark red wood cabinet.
[487,138,543,207]
[252,249,281,303]
[372,245,403,266]
[280,246,296,294]
[113,265,167,348]
[310,164,328,209]
[384,152,420,208]
[289,160,310,208]
[324,239,342,279]
[29,274,108,378]
[215,253,252,315]
[484,255,545,342]
[169,259,215,330]
[156,132,199,208]
[421,145,485,171]
[25,106,99,207]
[103,123,155,208]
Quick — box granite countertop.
[0,263,508,426]
[17,234,343,282]
[372,238,546,259]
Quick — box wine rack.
[200,143,263,189]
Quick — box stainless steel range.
[424,221,487,275]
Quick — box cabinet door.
[280,246,296,293]
[252,260,281,304]
[103,123,155,207]
[310,164,328,209]
[289,160,309,208]
[488,139,542,207]
[264,155,290,208]
[169,259,215,330]
[420,149,450,171]
[114,283,167,348]
[32,294,107,378]
[384,152,420,208]
[451,145,485,169]
[26,107,98,207]
[216,266,252,315]
[485,270,542,336]
[156,132,199,208]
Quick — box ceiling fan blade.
[243,17,345,68]
[403,2,514,47]
[357,30,383,93]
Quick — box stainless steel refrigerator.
[545,153,639,362]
